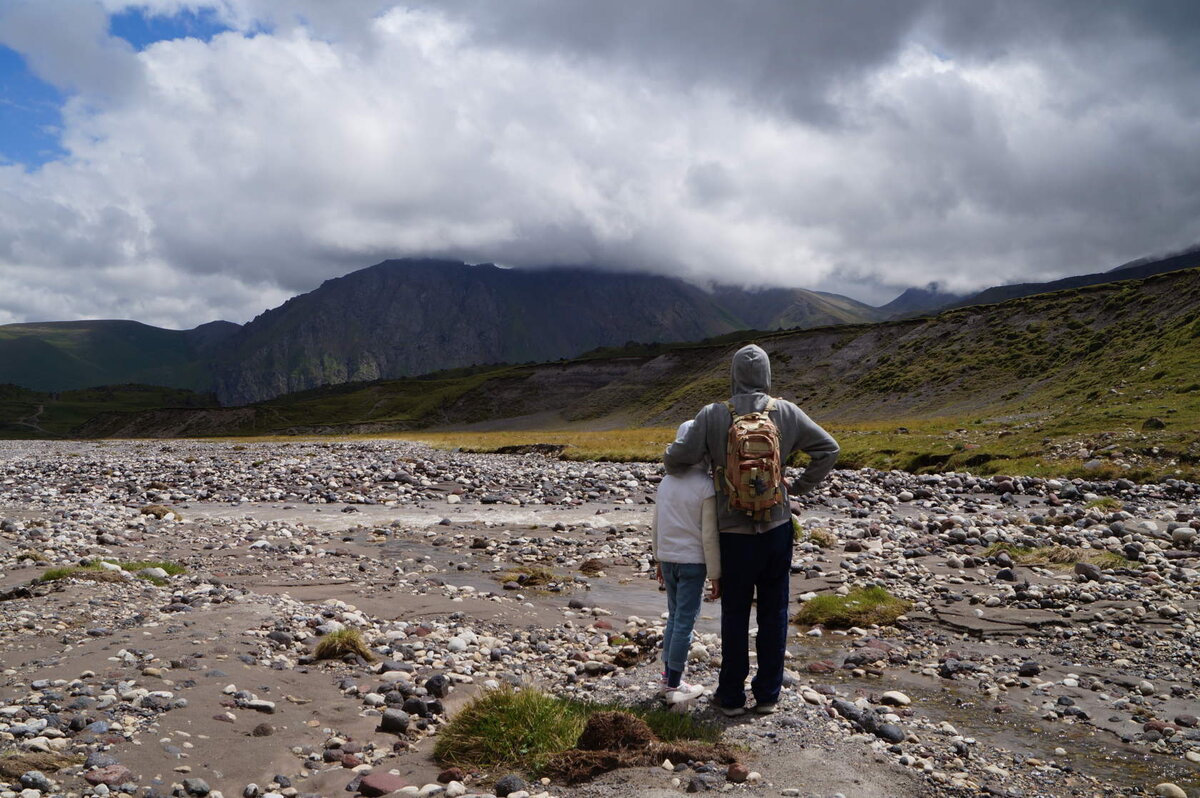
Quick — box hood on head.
[673,419,710,472]
[731,344,771,395]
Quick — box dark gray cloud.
[0,0,1198,325]
[434,0,925,123]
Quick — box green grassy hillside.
[0,320,237,392]
[0,384,219,439]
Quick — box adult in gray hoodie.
[664,344,839,714]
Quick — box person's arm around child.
[701,494,721,600]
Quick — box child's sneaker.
[665,680,705,704]
[716,703,746,717]
[752,701,777,715]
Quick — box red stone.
[726,762,749,783]
[359,771,407,797]
[341,754,362,767]
[806,660,835,674]
[438,767,465,784]
[85,765,134,786]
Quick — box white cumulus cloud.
[0,0,1198,326]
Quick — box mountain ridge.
[211,259,884,404]
[945,246,1200,311]
[5,245,1198,402]
[62,265,1200,449]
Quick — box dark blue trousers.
[715,520,792,708]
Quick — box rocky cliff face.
[213,259,879,404]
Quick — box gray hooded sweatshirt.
[663,344,840,534]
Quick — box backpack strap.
[727,397,776,417]
[718,401,736,494]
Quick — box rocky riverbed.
[1,439,1199,798]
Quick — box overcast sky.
[1,0,1199,328]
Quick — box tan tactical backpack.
[719,397,783,520]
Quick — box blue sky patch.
[0,7,235,169]
[108,6,232,50]
[0,45,67,168]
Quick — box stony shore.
[1,439,1199,798]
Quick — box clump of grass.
[496,565,560,588]
[121,560,187,575]
[0,751,84,779]
[579,559,606,576]
[16,550,49,563]
[39,564,126,583]
[804,527,837,548]
[984,543,1077,565]
[1085,497,1123,511]
[983,543,1128,570]
[1083,550,1130,569]
[793,586,911,629]
[434,688,719,775]
[633,706,720,743]
[39,566,75,581]
[140,504,183,520]
[313,628,376,662]
[436,688,591,773]
[118,560,187,585]
[792,518,836,548]
[39,560,186,585]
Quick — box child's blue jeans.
[661,561,708,674]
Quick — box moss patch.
[793,586,911,629]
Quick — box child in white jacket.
[652,420,721,704]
